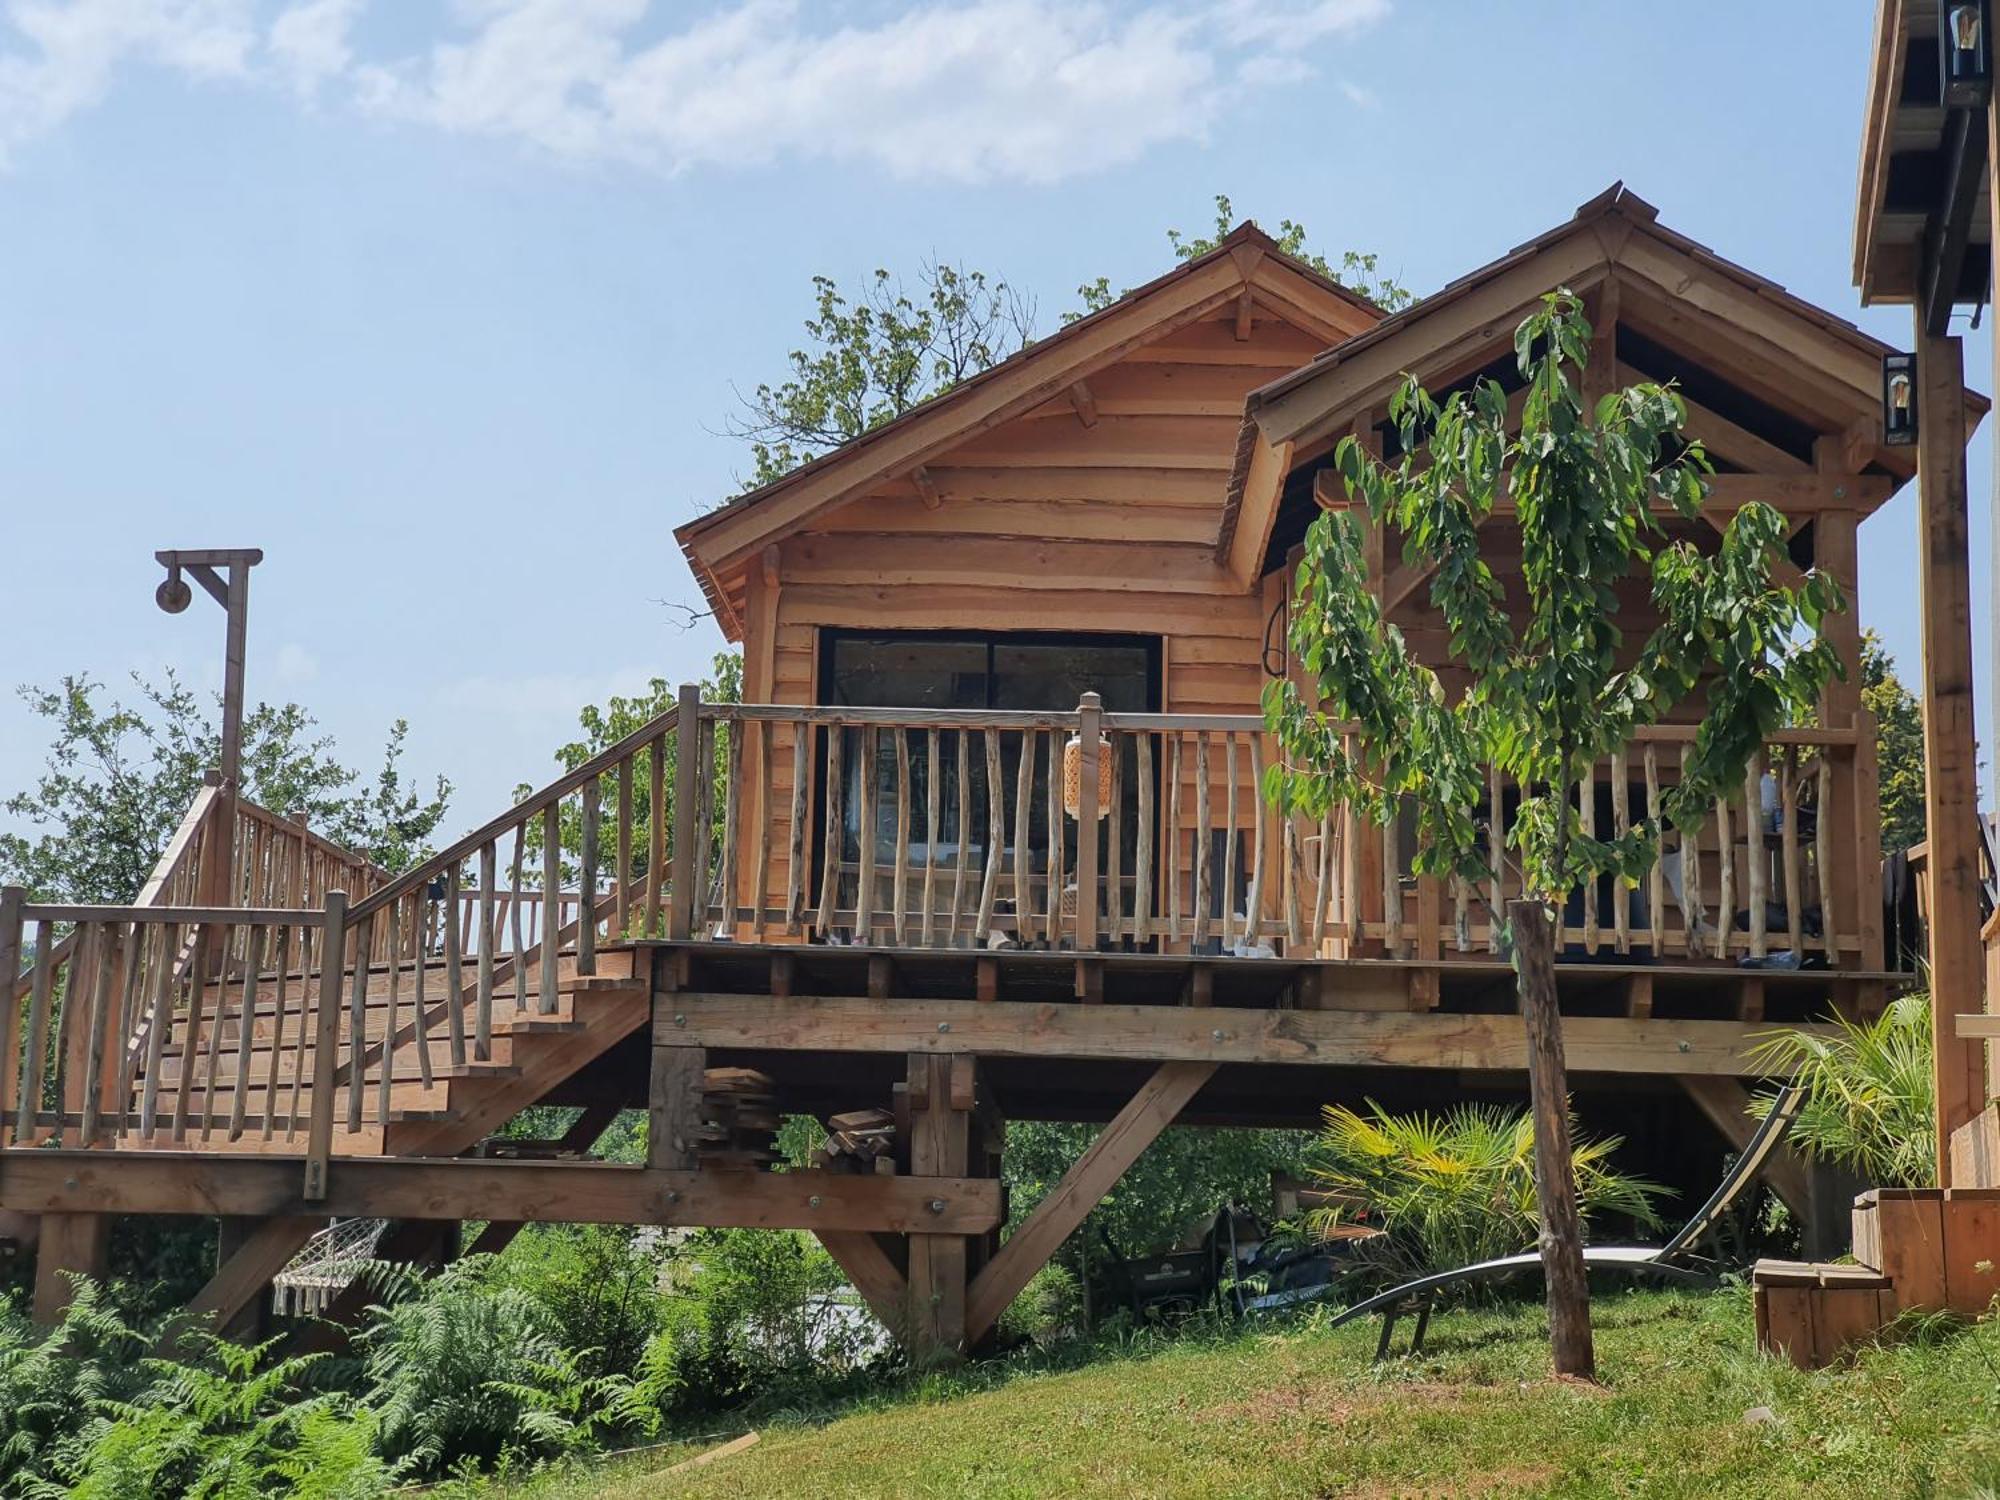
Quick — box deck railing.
[691,697,1880,968]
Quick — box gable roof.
[676,225,1383,636]
[1219,184,1985,576]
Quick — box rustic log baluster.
[817,725,844,937]
[787,725,809,934]
[1780,749,1804,955]
[921,730,940,947]
[1192,733,1211,949]
[1134,733,1154,947]
[1744,754,1767,961]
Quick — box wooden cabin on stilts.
[3,186,1979,1365]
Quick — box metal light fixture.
[1942,1,1991,106]
[1883,352,1919,447]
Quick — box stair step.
[558,975,648,996]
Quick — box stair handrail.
[343,704,681,929]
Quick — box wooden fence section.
[696,699,1879,969]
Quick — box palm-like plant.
[1746,993,1935,1188]
[1305,1102,1667,1289]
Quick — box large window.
[819,630,1160,875]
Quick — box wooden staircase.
[127,946,650,1158]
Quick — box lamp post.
[155,549,263,929]
[154,548,263,793]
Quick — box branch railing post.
[302,888,347,1201]
[669,684,701,941]
[1075,693,1102,952]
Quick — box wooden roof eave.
[1222,188,1982,571]
[1854,0,1910,298]
[676,229,1386,639]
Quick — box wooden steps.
[115,945,653,1164]
[1753,1184,2000,1368]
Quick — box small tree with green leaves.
[1265,290,1843,1375]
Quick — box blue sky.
[0,0,1990,844]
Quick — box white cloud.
[0,0,257,160]
[0,0,1392,180]
[1338,76,1376,108]
[266,0,361,95]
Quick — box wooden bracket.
[912,466,943,510]
[1067,381,1100,429]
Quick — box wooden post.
[1913,329,1988,1178]
[1075,694,1102,952]
[669,684,701,942]
[905,1052,971,1363]
[649,956,704,1171]
[31,1212,109,1329]
[1509,897,1594,1378]
[302,889,347,1201]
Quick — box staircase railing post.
[668,685,701,941]
[303,888,347,1201]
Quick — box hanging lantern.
[1061,733,1113,820]
[1942,1,1992,106]
[1882,352,1919,446]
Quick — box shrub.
[1747,992,1935,1188]
[1305,1101,1667,1289]
[997,1262,1083,1349]
[493,1224,668,1379]
[54,1335,378,1500]
[354,1257,635,1476]
[0,1279,152,1495]
[644,1229,887,1416]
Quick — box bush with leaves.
[1306,1102,1667,1291]
[355,1257,638,1476]
[55,1334,386,1500]
[0,1278,153,1495]
[645,1228,886,1417]
[1748,993,1935,1188]
[491,1224,669,1381]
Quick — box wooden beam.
[1234,291,1256,342]
[817,1230,910,1333]
[30,1212,108,1328]
[1678,1075,1812,1222]
[1066,381,1100,429]
[966,1061,1215,1344]
[1913,328,1988,1182]
[0,1154,1005,1233]
[911,466,943,510]
[656,994,1829,1077]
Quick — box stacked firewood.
[818,1107,898,1174]
[692,1068,780,1169]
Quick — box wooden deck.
[0,694,1902,1357]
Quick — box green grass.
[489,1288,2000,1499]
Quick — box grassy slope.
[503,1289,2000,1499]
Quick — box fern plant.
[1747,992,1936,1188]
[355,1257,636,1476]
[0,1278,154,1497]
[1305,1101,1667,1289]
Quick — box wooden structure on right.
[1754,0,2000,1367]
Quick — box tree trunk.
[1509,897,1595,1379]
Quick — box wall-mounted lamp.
[1942,1,1991,106]
[1882,352,1919,447]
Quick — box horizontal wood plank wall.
[746,304,1323,947]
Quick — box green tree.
[1074,192,1413,316]
[1266,291,1841,1375]
[726,263,1036,491]
[0,672,451,901]
[734,199,1410,489]
[1862,630,1926,853]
